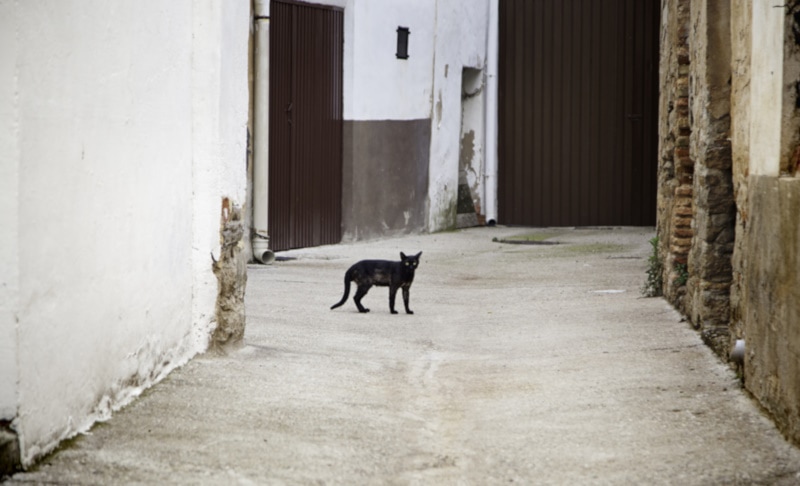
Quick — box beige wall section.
[743,176,800,444]
[748,1,783,176]
[728,0,751,339]
[741,0,800,446]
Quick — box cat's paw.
[359,308,370,313]
[391,310,398,314]
[406,310,414,315]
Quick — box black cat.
[330,252,422,314]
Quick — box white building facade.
[1,0,251,469]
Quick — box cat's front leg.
[402,286,413,314]
[389,286,399,314]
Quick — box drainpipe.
[483,0,499,225]
[252,0,275,264]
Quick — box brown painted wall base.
[342,119,430,242]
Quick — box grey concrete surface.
[8,227,800,485]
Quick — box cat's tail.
[330,268,352,310]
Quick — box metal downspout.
[483,0,500,225]
[252,0,275,264]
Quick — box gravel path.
[10,227,800,485]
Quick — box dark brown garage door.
[269,0,343,251]
[498,0,659,226]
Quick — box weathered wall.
[728,0,751,342]
[0,0,250,468]
[738,2,800,446]
[743,176,800,444]
[428,0,491,232]
[684,0,734,355]
[660,0,800,446]
[345,0,435,240]
[656,0,692,305]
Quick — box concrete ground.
[8,227,800,485]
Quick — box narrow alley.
[9,227,800,484]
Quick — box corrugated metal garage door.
[269,0,343,251]
[498,0,659,226]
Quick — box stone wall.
[684,0,735,356]
[656,0,693,307]
[658,0,735,357]
[659,0,800,446]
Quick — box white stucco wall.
[307,0,435,121]
[349,0,436,120]
[0,0,20,422]
[749,0,783,176]
[1,0,250,466]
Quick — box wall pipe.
[252,0,275,264]
[483,0,499,225]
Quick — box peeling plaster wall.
[192,0,251,346]
[0,0,250,467]
[428,0,490,232]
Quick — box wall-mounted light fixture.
[396,27,410,59]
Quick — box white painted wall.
[0,0,250,467]
[307,0,435,121]
[349,0,436,120]
[749,1,783,176]
[0,0,20,423]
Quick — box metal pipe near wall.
[252,0,275,264]
[483,0,499,225]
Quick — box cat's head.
[400,251,422,270]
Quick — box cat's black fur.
[330,251,422,314]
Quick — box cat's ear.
[400,252,407,260]
[415,251,422,259]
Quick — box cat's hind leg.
[354,284,371,313]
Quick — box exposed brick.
[675,185,693,197]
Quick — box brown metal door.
[269,0,343,251]
[498,0,659,226]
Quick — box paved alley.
[8,227,800,485]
